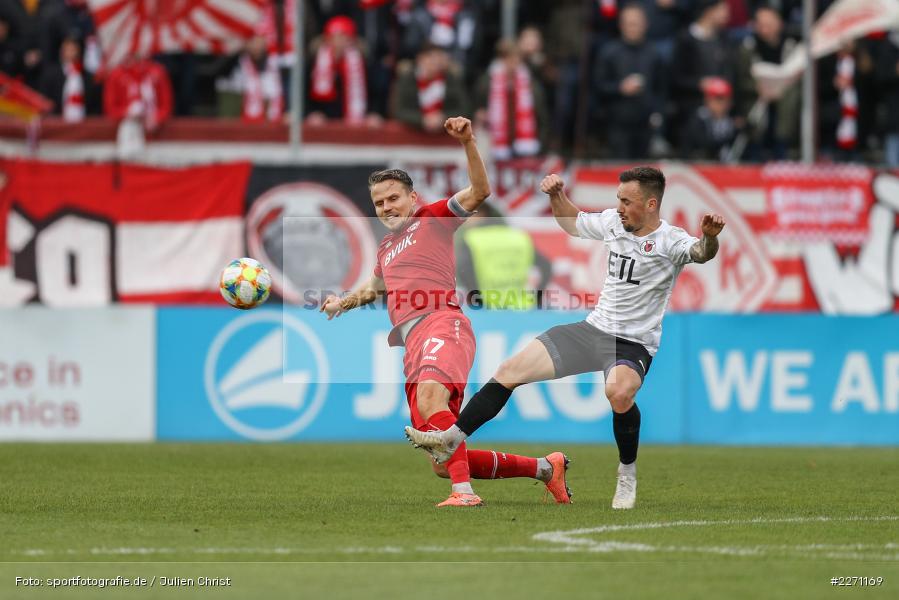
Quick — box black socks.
[454,378,513,436]
[613,403,641,465]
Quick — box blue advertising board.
[683,314,899,445]
[156,307,682,443]
[156,307,899,444]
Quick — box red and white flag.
[88,0,265,68]
[0,159,252,306]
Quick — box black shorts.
[537,321,653,382]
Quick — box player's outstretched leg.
[405,339,556,463]
[607,365,642,510]
[466,449,572,504]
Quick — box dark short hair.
[619,166,665,206]
[368,169,413,191]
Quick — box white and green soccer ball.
[220,257,272,309]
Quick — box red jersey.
[373,197,470,341]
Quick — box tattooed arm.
[689,214,726,264]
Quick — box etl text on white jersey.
[576,208,699,356]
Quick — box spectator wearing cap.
[681,76,738,160]
[670,0,735,146]
[307,15,382,127]
[474,38,549,161]
[593,3,665,159]
[734,4,799,161]
[392,44,467,133]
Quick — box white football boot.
[404,426,456,464]
[612,464,637,510]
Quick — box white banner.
[752,0,899,97]
[0,307,155,441]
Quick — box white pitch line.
[532,515,899,558]
[11,516,899,561]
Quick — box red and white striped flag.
[88,0,265,68]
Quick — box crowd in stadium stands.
[2,0,899,166]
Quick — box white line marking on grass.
[11,516,898,560]
[533,515,899,559]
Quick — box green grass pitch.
[1,443,898,599]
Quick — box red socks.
[467,449,538,479]
[423,412,539,482]
[424,410,470,485]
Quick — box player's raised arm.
[689,214,726,264]
[540,174,579,236]
[320,274,386,320]
[445,116,491,213]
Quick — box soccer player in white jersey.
[406,166,725,509]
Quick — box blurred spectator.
[103,53,173,157]
[725,0,750,38]
[39,0,97,72]
[0,16,21,76]
[39,34,97,121]
[392,0,416,26]
[818,40,875,162]
[517,26,557,118]
[356,0,398,118]
[155,53,197,117]
[631,0,693,63]
[594,3,665,159]
[1,0,56,89]
[877,31,899,168]
[734,4,799,161]
[475,39,549,161]
[544,0,591,154]
[392,44,467,133]
[307,15,382,127]
[670,0,735,145]
[681,77,737,160]
[592,0,622,51]
[401,0,482,87]
[310,1,397,116]
[232,35,285,122]
[455,203,552,310]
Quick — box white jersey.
[576,208,699,355]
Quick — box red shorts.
[402,311,476,430]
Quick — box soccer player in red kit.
[320,117,571,507]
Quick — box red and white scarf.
[427,0,462,47]
[488,61,539,160]
[835,52,858,150]
[62,61,85,122]
[311,44,367,123]
[598,0,617,19]
[416,68,446,120]
[241,54,283,122]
